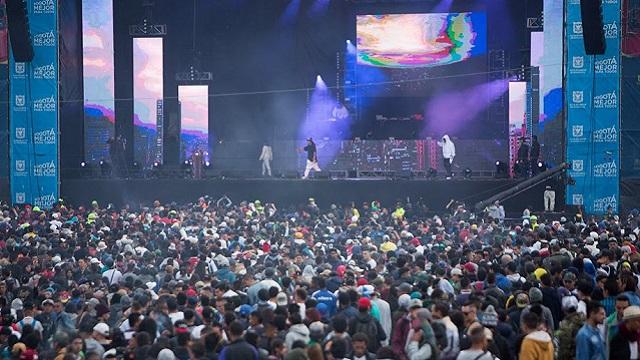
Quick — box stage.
[58,177,562,214]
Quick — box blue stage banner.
[9,0,58,208]
[565,0,620,214]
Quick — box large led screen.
[133,37,163,168]
[82,0,115,163]
[178,85,209,162]
[356,12,486,68]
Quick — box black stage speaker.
[580,0,606,55]
[6,0,34,62]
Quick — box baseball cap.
[516,293,529,308]
[358,297,371,310]
[409,298,422,309]
[93,322,110,337]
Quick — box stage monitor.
[178,85,209,162]
[133,37,164,169]
[82,0,115,163]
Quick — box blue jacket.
[312,289,337,316]
[576,323,606,360]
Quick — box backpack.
[352,318,379,349]
[431,321,449,352]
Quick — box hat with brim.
[623,306,640,321]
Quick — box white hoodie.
[439,135,456,159]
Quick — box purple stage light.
[422,78,510,136]
[308,0,329,17]
[316,75,327,89]
[280,0,301,25]
[433,0,453,13]
[346,40,356,55]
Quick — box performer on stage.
[301,138,321,179]
[438,135,456,179]
[259,143,273,177]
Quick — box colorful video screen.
[133,37,163,168]
[178,85,209,162]
[82,0,115,163]
[357,12,486,68]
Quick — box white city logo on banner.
[14,62,25,75]
[595,57,618,74]
[33,95,56,112]
[604,22,619,39]
[33,0,55,14]
[33,31,56,47]
[593,126,617,142]
[572,125,584,141]
[34,193,56,208]
[573,194,584,206]
[34,128,56,145]
[572,159,584,173]
[594,91,617,109]
[33,63,55,80]
[15,193,26,204]
[593,195,617,212]
[15,95,25,108]
[603,0,619,4]
[33,160,56,177]
[573,22,583,35]
[15,127,25,140]
[15,160,25,172]
[570,91,585,108]
[593,160,618,177]
[573,56,584,69]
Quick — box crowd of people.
[0,195,637,360]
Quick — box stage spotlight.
[99,160,111,178]
[205,161,211,168]
[537,161,547,171]
[346,39,351,44]
[464,168,472,179]
[80,162,86,168]
[153,162,160,168]
[181,160,191,170]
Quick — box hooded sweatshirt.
[519,330,554,360]
[285,323,310,350]
[440,135,456,159]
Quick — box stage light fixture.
[464,168,472,179]
[80,162,86,168]
[537,161,547,171]
[205,161,211,168]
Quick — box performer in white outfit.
[437,135,456,179]
[259,143,273,177]
[301,138,321,179]
[544,185,556,212]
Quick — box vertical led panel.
[178,85,209,162]
[82,0,115,163]
[133,37,163,168]
[508,82,527,135]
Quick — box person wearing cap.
[35,300,55,348]
[85,322,110,358]
[520,287,555,333]
[556,294,584,360]
[349,297,386,354]
[301,137,321,179]
[575,301,606,360]
[609,305,640,359]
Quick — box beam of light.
[308,0,330,17]
[280,0,301,26]
[432,0,453,13]
[298,77,352,166]
[346,40,356,55]
[422,78,510,136]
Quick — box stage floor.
[59,177,561,213]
